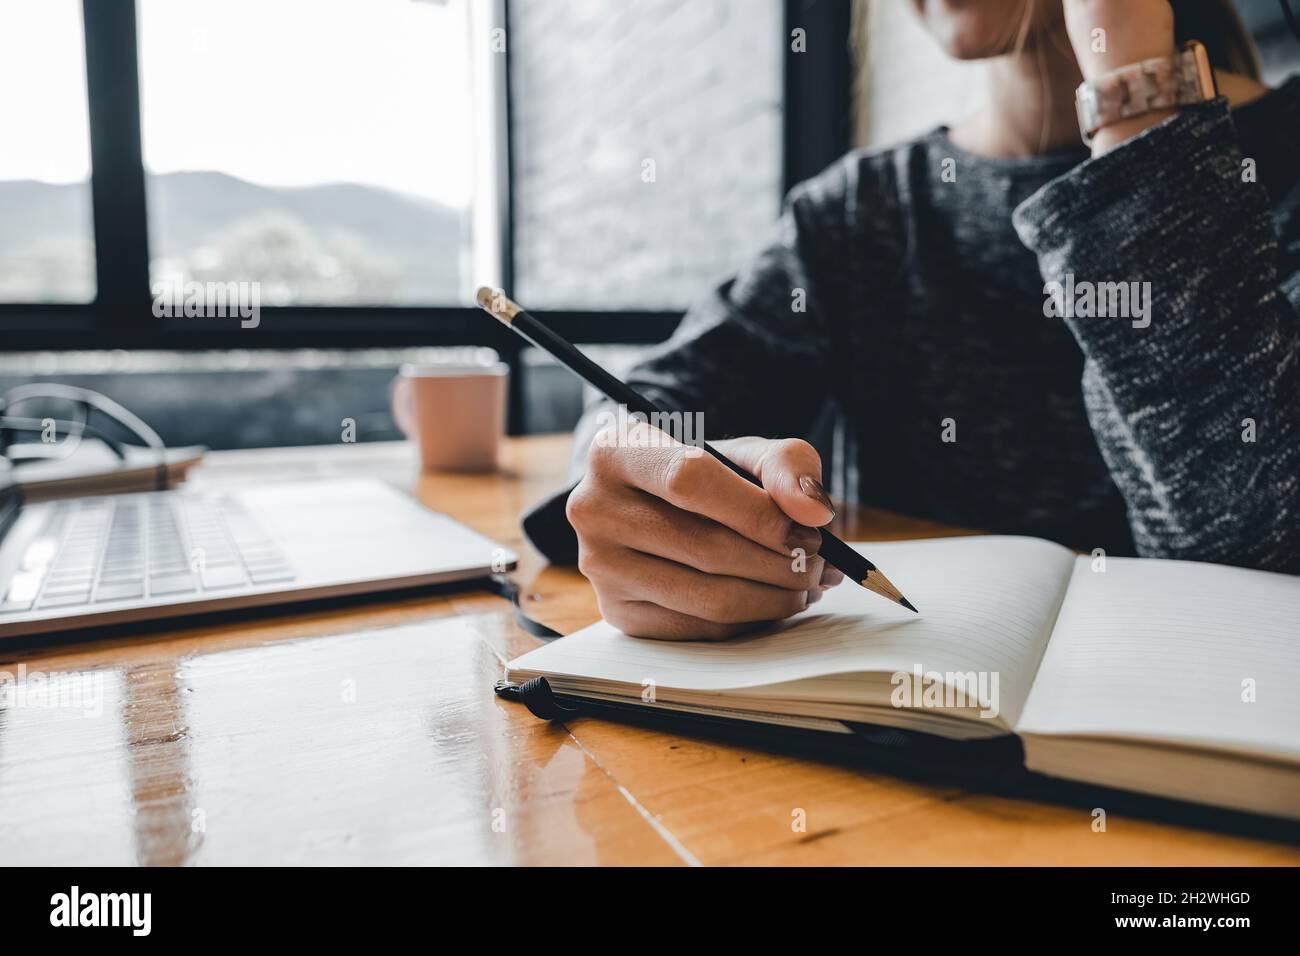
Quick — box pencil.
[476,287,918,613]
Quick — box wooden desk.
[0,437,1295,865]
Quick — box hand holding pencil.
[476,287,916,641]
[569,428,855,641]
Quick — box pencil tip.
[860,568,917,613]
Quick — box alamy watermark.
[1043,274,1151,329]
[151,272,261,328]
[890,663,1000,719]
[0,664,105,718]
[592,403,705,456]
[50,886,151,936]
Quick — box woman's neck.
[951,32,1085,159]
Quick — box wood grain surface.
[0,437,1295,865]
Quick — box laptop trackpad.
[232,479,506,583]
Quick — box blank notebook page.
[507,536,1076,728]
[1017,556,1300,762]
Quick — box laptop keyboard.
[2,492,296,614]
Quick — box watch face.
[1184,39,1217,99]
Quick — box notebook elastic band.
[494,676,579,721]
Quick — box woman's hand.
[567,420,844,641]
[1062,0,1177,154]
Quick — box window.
[0,0,844,439]
[0,0,96,303]
[137,0,483,307]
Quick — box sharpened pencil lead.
[860,568,916,613]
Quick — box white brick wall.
[509,0,783,310]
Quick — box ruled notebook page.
[1017,556,1300,762]
[507,535,1076,729]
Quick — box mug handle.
[389,375,416,438]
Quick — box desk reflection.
[0,616,680,865]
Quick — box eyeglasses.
[0,383,166,477]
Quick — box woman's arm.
[1013,100,1300,572]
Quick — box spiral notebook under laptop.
[502,536,1300,821]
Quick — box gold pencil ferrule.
[475,286,522,325]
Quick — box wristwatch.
[1075,40,1217,145]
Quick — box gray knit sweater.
[524,79,1300,574]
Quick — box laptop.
[0,473,518,639]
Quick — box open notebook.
[505,536,1300,821]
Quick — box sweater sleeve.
[521,157,861,563]
[1013,99,1300,572]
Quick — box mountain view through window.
[0,0,96,303]
[137,0,479,307]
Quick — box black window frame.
[0,0,850,432]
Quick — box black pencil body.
[475,287,915,612]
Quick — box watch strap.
[1075,40,1217,145]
